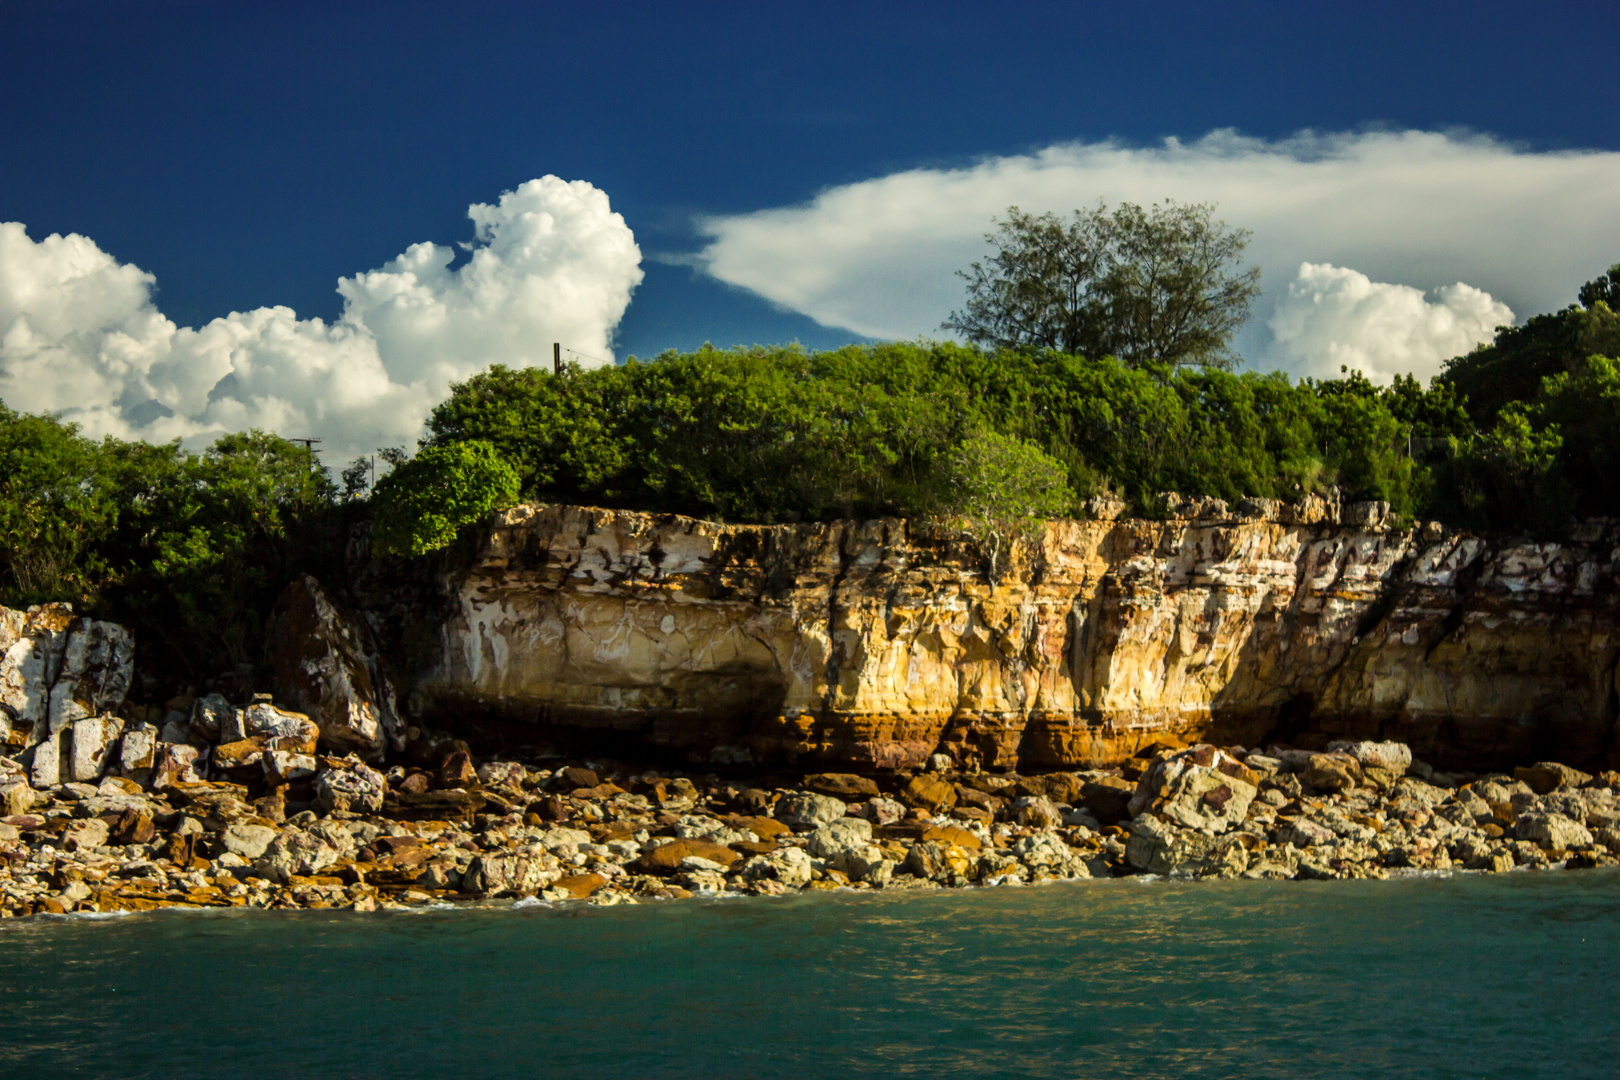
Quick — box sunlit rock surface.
[400,503,1620,772]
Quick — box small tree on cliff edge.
[943,199,1261,368]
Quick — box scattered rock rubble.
[4,602,1617,917]
[1,727,1616,917]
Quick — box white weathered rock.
[263,751,318,786]
[0,603,72,747]
[806,817,874,859]
[61,817,109,852]
[0,776,37,815]
[1514,812,1593,850]
[67,716,124,783]
[737,846,813,889]
[29,731,63,788]
[221,823,278,859]
[1327,740,1413,775]
[405,504,1620,774]
[255,829,340,882]
[839,845,893,885]
[312,758,386,814]
[1125,816,1249,877]
[1012,830,1074,868]
[774,792,846,829]
[1128,745,1258,833]
[117,722,160,784]
[462,854,559,896]
[538,826,595,851]
[45,619,134,736]
[240,704,320,750]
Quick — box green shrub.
[370,440,521,557]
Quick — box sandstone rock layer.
[406,504,1620,772]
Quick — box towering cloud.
[1269,264,1514,382]
[696,129,1620,377]
[0,177,642,462]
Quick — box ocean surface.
[1,870,1615,1079]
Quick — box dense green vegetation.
[0,408,343,679]
[3,263,1617,687]
[416,342,1460,525]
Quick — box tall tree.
[942,200,1260,368]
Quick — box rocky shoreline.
[4,719,1617,918]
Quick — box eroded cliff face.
[403,503,1620,772]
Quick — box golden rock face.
[409,504,1620,772]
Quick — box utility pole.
[553,342,561,375]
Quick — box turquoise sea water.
[0,871,1616,1079]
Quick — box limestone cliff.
[392,502,1620,772]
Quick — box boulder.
[0,776,36,816]
[67,716,124,782]
[0,603,74,747]
[116,722,161,785]
[264,575,404,756]
[803,773,880,800]
[314,758,388,815]
[1514,762,1593,795]
[899,774,957,813]
[856,796,906,826]
[1082,776,1136,824]
[61,817,109,852]
[557,766,599,790]
[44,617,134,735]
[109,807,156,845]
[1514,812,1593,850]
[220,823,278,860]
[255,829,340,882]
[1282,818,1337,848]
[240,704,320,753]
[554,872,609,899]
[1125,816,1250,877]
[1014,795,1062,829]
[1127,745,1258,832]
[1327,740,1412,775]
[439,750,478,788]
[737,846,813,889]
[151,744,208,789]
[29,731,63,788]
[1303,752,1362,793]
[806,818,874,860]
[838,845,893,886]
[638,838,740,874]
[462,854,558,897]
[188,693,232,743]
[920,823,983,851]
[773,792,846,829]
[1012,830,1080,871]
[476,761,527,793]
[263,751,318,786]
[904,839,971,882]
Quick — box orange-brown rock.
[554,872,608,898]
[637,838,740,873]
[391,502,1620,772]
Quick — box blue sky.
[4,0,1619,458]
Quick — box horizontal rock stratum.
[401,501,1620,772]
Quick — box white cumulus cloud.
[0,176,642,463]
[1269,263,1514,383]
[695,129,1620,377]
